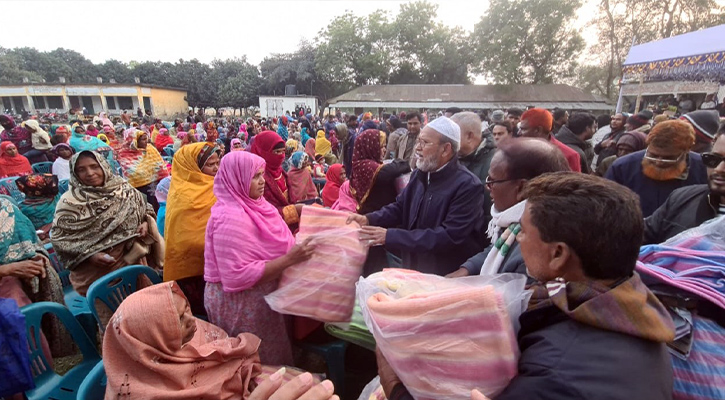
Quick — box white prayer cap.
[426,116,461,144]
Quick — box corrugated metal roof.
[327,84,610,105]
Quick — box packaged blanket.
[265,207,368,322]
[358,269,530,400]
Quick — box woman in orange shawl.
[103,282,262,400]
[0,141,32,178]
[103,282,338,400]
[163,142,221,316]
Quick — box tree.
[46,48,97,83]
[210,57,263,110]
[315,10,394,86]
[97,59,134,83]
[260,40,318,96]
[579,0,725,101]
[471,0,585,84]
[391,1,471,84]
[0,47,44,84]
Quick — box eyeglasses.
[484,176,519,190]
[643,148,685,164]
[415,138,441,149]
[701,152,725,168]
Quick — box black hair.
[522,172,643,280]
[406,111,422,122]
[567,112,596,135]
[552,108,567,121]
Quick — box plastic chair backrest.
[77,360,106,400]
[21,302,101,399]
[58,179,70,195]
[0,176,25,203]
[42,243,71,289]
[31,162,53,174]
[86,265,162,332]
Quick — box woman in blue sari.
[69,123,115,167]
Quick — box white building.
[258,95,318,119]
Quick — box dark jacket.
[594,127,626,167]
[458,137,496,229]
[366,158,486,276]
[644,184,718,244]
[555,126,593,174]
[360,160,411,215]
[604,150,708,218]
[495,305,673,400]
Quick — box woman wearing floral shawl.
[0,196,71,361]
[15,173,60,236]
[117,129,170,212]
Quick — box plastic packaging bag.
[265,207,368,322]
[357,376,386,400]
[357,269,531,400]
[663,215,725,251]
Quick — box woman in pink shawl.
[204,151,317,365]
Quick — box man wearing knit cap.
[519,108,582,172]
[605,120,708,217]
[350,116,486,276]
[680,109,720,154]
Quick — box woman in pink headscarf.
[203,150,317,365]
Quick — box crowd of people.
[1,100,724,400]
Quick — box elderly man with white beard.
[347,116,487,276]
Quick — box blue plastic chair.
[31,161,53,174]
[162,155,173,164]
[0,176,24,203]
[297,340,348,395]
[77,360,106,400]
[58,179,70,195]
[86,265,162,332]
[21,302,101,400]
[43,243,96,340]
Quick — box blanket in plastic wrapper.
[265,207,368,322]
[357,269,531,400]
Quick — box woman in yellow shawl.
[163,142,222,316]
[315,130,337,164]
[117,129,170,212]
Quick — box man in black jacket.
[555,112,596,173]
[644,130,725,244]
[378,173,674,400]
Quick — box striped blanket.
[637,245,725,310]
[265,207,367,322]
[360,270,520,400]
[671,316,725,400]
[637,245,725,400]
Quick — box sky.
[3,0,600,67]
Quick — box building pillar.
[99,87,109,113]
[26,95,35,113]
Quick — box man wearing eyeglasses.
[604,120,708,218]
[348,116,486,276]
[644,128,725,244]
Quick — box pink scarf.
[331,180,358,212]
[204,151,295,292]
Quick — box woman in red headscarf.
[321,164,345,208]
[250,131,303,229]
[0,141,32,178]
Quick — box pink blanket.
[366,282,519,399]
[265,207,367,322]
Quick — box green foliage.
[471,0,585,84]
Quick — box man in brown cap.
[605,120,708,217]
